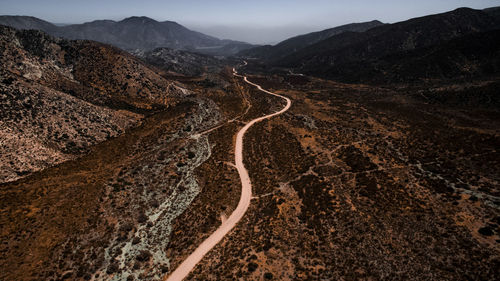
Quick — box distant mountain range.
[3,6,500,83]
[247,7,500,83]
[0,15,254,56]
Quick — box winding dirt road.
[165,64,291,281]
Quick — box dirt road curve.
[165,64,291,281]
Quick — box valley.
[166,64,291,281]
[0,4,499,281]
[173,65,499,280]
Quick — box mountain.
[0,15,58,33]
[1,24,227,280]
[484,6,500,18]
[0,15,254,56]
[275,8,500,82]
[55,16,221,51]
[322,29,500,83]
[238,20,384,61]
[0,24,188,183]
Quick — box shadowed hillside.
[307,29,500,84]
[238,20,384,61]
[275,8,500,83]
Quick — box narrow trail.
[165,63,292,281]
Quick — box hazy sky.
[1,0,498,44]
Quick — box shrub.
[136,250,152,262]
[247,262,258,272]
[478,226,494,236]
[119,222,134,232]
[132,237,141,245]
[137,212,148,224]
[106,263,119,274]
[264,272,273,279]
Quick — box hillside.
[0,15,253,56]
[239,20,384,61]
[275,8,500,82]
[0,25,189,183]
[307,29,500,83]
[0,15,58,33]
[135,47,224,76]
[0,23,242,281]
[484,6,500,18]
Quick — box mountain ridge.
[238,20,384,61]
[273,7,500,82]
[0,15,254,56]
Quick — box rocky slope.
[0,25,190,183]
[0,24,244,280]
[0,16,254,56]
[135,47,224,77]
